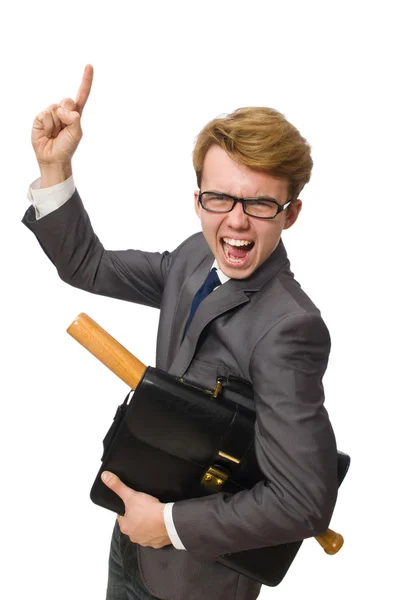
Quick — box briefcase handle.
[67,312,344,555]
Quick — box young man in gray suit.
[22,64,338,600]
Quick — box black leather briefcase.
[90,366,350,586]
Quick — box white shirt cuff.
[27,175,76,220]
[163,502,186,550]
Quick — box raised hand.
[31,64,94,172]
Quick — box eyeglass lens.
[200,192,280,218]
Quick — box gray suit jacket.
[22,190,338,600]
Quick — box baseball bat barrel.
[66,312,343,554]
[66,312,146,389]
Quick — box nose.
[225,200,250,229]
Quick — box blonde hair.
[193,107,313,200]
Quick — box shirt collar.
[211,259,230,285]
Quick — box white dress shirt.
[27,175,230,551]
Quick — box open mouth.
[221,237,255,265]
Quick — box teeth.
[223,238,253,247]
[228,255,244,263]
[224,243,246,263]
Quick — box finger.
[37,108,56,138]
[75,64,94,115]
[116,514,131,538]
[59,97,76,111]
[58,98,76,131]
[56,107,81,128]
[48,103,62,137]
[101,471,133,503]
[55,107,83,141]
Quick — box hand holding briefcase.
[67,313,350,587]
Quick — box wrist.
[39,163,73,188]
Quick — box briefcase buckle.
[212,379,223,398]
[201,466,229,492]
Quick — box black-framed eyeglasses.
[198,191,293,219]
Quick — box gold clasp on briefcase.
[201,380,242,492]
[201,466,229,492]
[212,379,223,398]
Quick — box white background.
[1,0,396,598]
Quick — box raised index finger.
[75,64,94,115]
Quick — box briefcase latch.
[212,379,223,399]
[201,466,229,492]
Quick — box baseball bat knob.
[315,528,344,554]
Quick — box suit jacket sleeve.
[171,312,338,562]
[21,188,172,309]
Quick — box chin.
[226,270,251,280]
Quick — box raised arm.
[31,64,93,187]
[24,65,172,309]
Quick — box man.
[22,64,338,600]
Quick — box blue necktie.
[183,268,221,337]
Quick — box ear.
[194,190,201,217]
[283,199,302,230]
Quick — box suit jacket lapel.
[167,239,289,377]
[166,252,214,369]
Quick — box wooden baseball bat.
[67,311,344,555]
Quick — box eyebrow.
[206,189,280,203]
